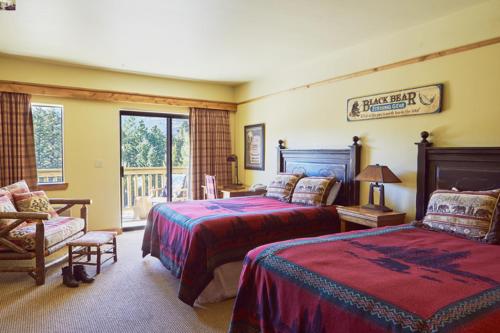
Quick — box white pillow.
[325,181,342,205]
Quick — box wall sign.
[244,123,265,170]
[347,84,443,121]
[0,1,15,10]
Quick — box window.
[32,104,64,184]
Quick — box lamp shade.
[355,164,401,183]
[227,154,238,162]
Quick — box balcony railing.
[37,168,63,184]
[122,166,189,209]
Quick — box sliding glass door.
[120,111,189,228]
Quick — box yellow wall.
[235,1,500,220]
[0,56,235,231]
[1,1,499,228]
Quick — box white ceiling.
[0,0,486,84]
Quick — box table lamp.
[355,164,401,212]
[227,154,242,186]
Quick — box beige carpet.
[0,231,234,333]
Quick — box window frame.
[31,103,67,191]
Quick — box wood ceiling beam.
[0,80,237,111]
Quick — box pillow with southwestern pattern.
[0,195,18,230]
[0,180,30,203]
[12,191,58,219]
[291,176,336,206]
[422,189,500,242]
[265,173,303,202]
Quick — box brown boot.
[73,265,95,283]
[62,266,79,288]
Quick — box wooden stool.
[67,231,117,275]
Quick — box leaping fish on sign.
[419,93,435,106]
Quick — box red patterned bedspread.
[141,196,339,306]
[230,225,500,333]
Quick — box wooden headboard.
[277,136,361,206]
[416,131,500,220]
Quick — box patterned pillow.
[422,189,500,241]
[0,180,30,202]
[266,173,303,202]
[291,177,336,206]
[13,191,58,219]
[0,196,18,229]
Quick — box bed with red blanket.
[142,196,340,306]
[230,225,500,333]
[142,139,361,306]
[229,133,500,332]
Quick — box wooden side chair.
[205,175,218,199]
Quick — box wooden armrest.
[49,198,92,205]
[0,212,51,220]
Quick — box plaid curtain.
[0,92,37,188]
[190,108,232,200]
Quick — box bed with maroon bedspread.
[230,224,500,333]
[141,196,339,306]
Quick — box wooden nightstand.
[220,187,266,198]
[336,205,406,232]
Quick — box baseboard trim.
[122,225,145,232]
[92,228,124,235]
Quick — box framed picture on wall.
[244,123,265,170]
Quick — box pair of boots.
[62,265,94,287]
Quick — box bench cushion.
[68,231,116,246]
[5,216,85,251]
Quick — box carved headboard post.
[349,136,361,205]
[415,131,432,220]
[277,139,286,174]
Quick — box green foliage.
[32,105,63,170]
[121,117,189,168]
[172,120,189,167]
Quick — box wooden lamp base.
[362,183,393,212]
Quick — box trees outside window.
[32,104,63,184]
[121,116,189,169]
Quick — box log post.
[35,221,46,285]
[81,205,88,233]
